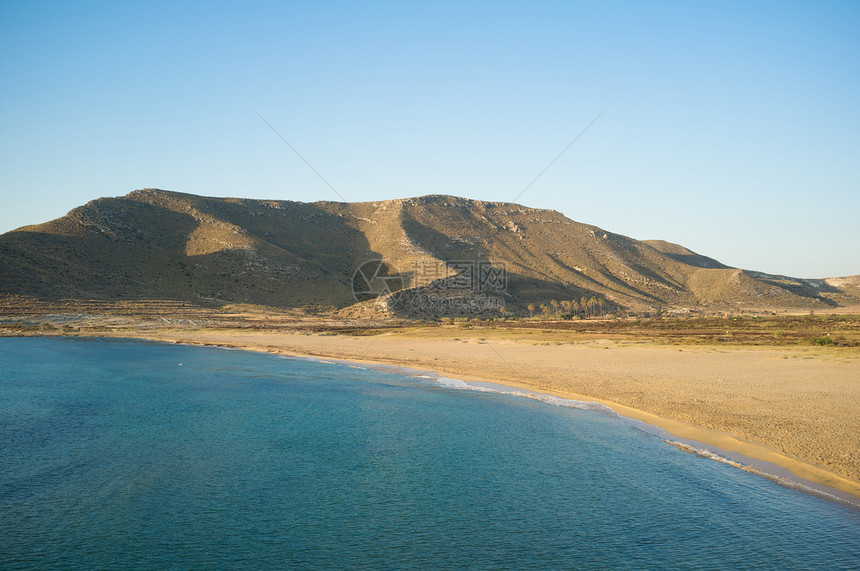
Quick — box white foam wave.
[290,356,613,413]
[431,375,615,413]
[432,376,499,392]
[666,441,858,508]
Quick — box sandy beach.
[93,325,860,501]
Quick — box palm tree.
[561,300,572,314]
[572,300,580,315]
[527,304,535,318]
[550,299,560,317]
[598,298,605,317]
[539,304,549,317]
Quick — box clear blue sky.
[1,1,858,278]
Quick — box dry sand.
[106,327,860,500]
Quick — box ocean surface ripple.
[1,337,858,570]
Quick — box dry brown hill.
[642,240,728,269]
[0,189,855,317]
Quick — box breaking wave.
[666,441,857,507]
[425,374,616,414]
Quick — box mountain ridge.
[1,189,856,316]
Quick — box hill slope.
[0,189,855,316]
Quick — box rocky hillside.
[0,189,855,316]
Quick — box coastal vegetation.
[2,294,858,349]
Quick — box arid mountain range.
[1,189,857,317]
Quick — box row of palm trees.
[526,297,607,318]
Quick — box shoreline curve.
[87,331,860,507]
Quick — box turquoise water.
[1,337,858,569]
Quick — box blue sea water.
[0,337,858,570]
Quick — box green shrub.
[810,336,835,346]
